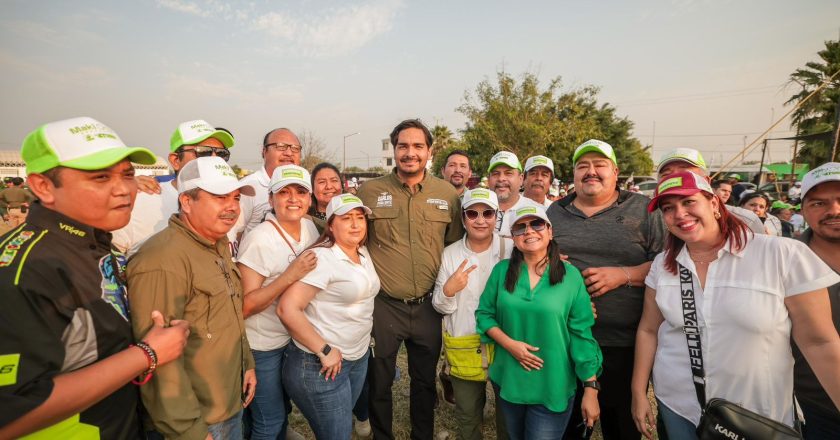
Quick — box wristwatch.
[583,380,601,391]
[319,344,332,358]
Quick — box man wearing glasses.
[112,119,234,256]
[237,128,303,236]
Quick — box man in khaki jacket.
[128,156,257,440]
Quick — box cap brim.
[487,160,521,173]
[510,212,552,227]
[270,181,312,193]
[197,181,255,197]
[462,199,498,210]
[573,146,615,165]
[331,204,372,218]
[59,146,157,171]
[525,164,553,174]
[174,130,235,152]
[656,158,705,174]
[647,188,702,212]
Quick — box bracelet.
[619,266,632,288]
[131,341,158,385]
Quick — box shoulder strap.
[499,236,506,258]
[678,263,707,409]
[266,219,300,258]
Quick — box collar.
[258,166,271,186]
[388,167,429,191]
[461,233,503,258]
[329,243,367,264]
[168,214,230,255]
[675,237,746,268]
[557,189,628,217]
[26,202,112,249]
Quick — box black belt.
[379,292,430,305]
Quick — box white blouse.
[645,234,840,427]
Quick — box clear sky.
[1,0,838,173]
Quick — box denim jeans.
[657,399,698,440]
[498,395,574,440]
[208,409,244,440]
[249,346,290,440]
[283,344,369,439]
[353,376,370,421]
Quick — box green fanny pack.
[442,332,494,381]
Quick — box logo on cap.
[533,157,548,165]
[657,177,683,193]
[341,194,361,204]
[516,206,538,216]
[282,169,305,179]
[471,189,491,200]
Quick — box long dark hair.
[308,162,344,216]
[504,238,566,293]
[306,208,369,251]
[663,193,751,275]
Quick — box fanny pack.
[677,263,802,440]
[442,332,494,382]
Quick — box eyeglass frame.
[510,218,548,237]
[175,145,231,161]
[264,142,303,154]
[463,208,497,221]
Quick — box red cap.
[647,171,714,212]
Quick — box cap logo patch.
[282,169,305,179]
[471,189,490,199]
[516,206,538,216]
[341,194,361,204]
[533,157,548,165]
[658,177,683,193]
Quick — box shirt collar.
[168,213,230,255]
[461,233,502,258]
[26,202,112,249]
[675,237,746,267]
[329,243,367,264]
[388,167,429,191]
[258,166,271,186]
[558,189,627,216]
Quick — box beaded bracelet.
[131,341,158,385]
[619,266,632,288]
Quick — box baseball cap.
[170,119,235,152]
[269,165,312,193]
[727,173,741,181]
[647,171,714,212]
[524,155,555,174]
[509,205,552,227]
[487,151,522,173]
[462,188,499,210]
[801,162,840,200]
[326,194,372,220]
[573,139,617,166]
[176,156,255,196]
[21,116,156,174]
[656,148,707,174]
[771,200,794,210]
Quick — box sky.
[1,0,839,174]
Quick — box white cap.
[462,188,499,210]
[487,151,522,172]
[801,162,840,200]
[269,165,311,193]
[656,148,707,174]
[524,155,554,174]
[176,156,255,196]
[509,205,551,227]
[326,194,371,220]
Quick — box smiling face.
[573,152,619,200]
[312,167,342,209]
[442,153,471,189]
[803,181,840,243]
[511,216,552,256]
[524,167,552,200]
[394,127,431,177]
[743,196,767,218]
[329,208,368,248]
[660,192,722,245]
[263,129,302,175]
[487,165,523,203]
[463,202,496,243]
[179,189,242,242]
[270,184,311,223]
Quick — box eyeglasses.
[264,142,302,154]
[463,209,496,221]
[510,218,548,237]
[177,146,230,161]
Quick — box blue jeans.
[353,376,370,421]
[208,409,244,440]
[249,346,290,440]
[283,344,369,439]
[498,394,574,440]
[657,399,698,440]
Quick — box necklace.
[688,249,719,265]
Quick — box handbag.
[442,332,494,381]
[677,263,802,440]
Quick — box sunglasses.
[510,218,548,237]
[463,209,496,221]
[178,146,230,161]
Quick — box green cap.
[22,116,156,174]
[170,119,234,152]
[573,139,617,166]
[487,151,522,172]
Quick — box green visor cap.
[573,139,617,166]
[487,151,522,172]
[22,117,156,174]
[170,119,235,152]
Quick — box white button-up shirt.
[238,166,271,236]
[645,234,840,427]
[432,233,513,337]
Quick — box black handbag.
[677,263,802,440]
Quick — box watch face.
[322,344,331,356]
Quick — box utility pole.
[651,121,656,149]
[758,139,768,186]
[343,132,360,174]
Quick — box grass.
[288,346,661,439]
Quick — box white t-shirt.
[295,245,380,360]
[790,213,806,234]
[764,214,783,237]
[727,205,766,235]
[495,195,544,238]
[112,182,180,257]
[236,215,319,351]
[237,166,271,237]
[432,234,513,336]
[645,234,840,427]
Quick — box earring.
[714,210,721,219]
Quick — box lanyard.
[678,263,708,409]
[267,219,301,262]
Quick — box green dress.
[475,259,602,412]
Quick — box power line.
[614,85,783,107]
[635,130,795,138]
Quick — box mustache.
[219,212,238,220]
[820,214,840,224]
[400,156,419,162]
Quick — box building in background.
[0,150,170,178]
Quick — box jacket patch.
[99,253,130,321]
[376,192,393,208]
[0,231,35,267]
[426,198,449,210]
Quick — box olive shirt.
[0,186,35,209]
[357,169,464,300]
[547,190,665,347]
[127,215,254,440]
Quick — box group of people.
[1,115,839,440]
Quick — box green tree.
[457,71,652,180]
[786,39,840,166]
[430,124,468,175]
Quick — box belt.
[379,292,430,305]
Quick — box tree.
[786,39,840,166]
[430,124,468,175]
[457,71,653,180]
[298,129,337,170]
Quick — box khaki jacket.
[127,215,254,440]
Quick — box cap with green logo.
[573,139,617,166]
[770,200,794,210]
[176,156,255,196]
[462,188,499,210]
[170,119,235,152]
[647,171,713,212]
[488,151,522,173]
[656,148,707,175]
[269,165,312,193]
[510,205,551,227]
[801,162,840,201]
[524,155,555,175]
[21,116,157,174]
[326,194,372,220]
